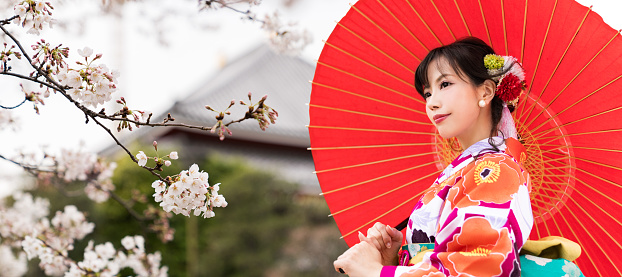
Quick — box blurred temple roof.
[168,43,313,147]
[105,44,319,193]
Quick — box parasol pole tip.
[312,171,317,174]
[305,103,310,106]
[306,147,312,150]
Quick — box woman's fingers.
[363,222,404,252]
[334,242,384,276]
[370,222,393,249]
[385,224,404,244]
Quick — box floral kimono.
[381,137,534,277]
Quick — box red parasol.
[308,0,622,275]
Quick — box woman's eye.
[423,92,432,99]
[440,81,451,89]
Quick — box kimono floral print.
[382,138,533,277]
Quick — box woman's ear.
[480,79,496,104]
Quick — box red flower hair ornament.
[483,54,526,140]
[484,54,527,104]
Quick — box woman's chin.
[436,129,454,139]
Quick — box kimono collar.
[435,137,506,184]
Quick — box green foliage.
[22,149,348,276]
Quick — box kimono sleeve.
[381,154,533,277]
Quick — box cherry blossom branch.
[202,0,265,23]
[0,15,18,25]
[0,153,152,223]
[0,98,27,109]
[0,71,62,90]
[0,153,51,172]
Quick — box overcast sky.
[0,0,620,196]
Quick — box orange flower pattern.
[381,138,533,277]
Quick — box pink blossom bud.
[165,160,171,167]
[261,94,267,101]
[153,141,158,151]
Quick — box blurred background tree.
[21,145,348,276]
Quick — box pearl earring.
[478,100,486,107]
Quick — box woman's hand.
[359,222,403,266]
[334,241,383,276]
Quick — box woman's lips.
[433,114,450,124]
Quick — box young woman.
[333,37,534,276]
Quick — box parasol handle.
[395,217,409,231]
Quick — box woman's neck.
[457,107,494,149]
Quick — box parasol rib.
[519,6,592,125]
[452,0,470,36]
[377,0,440,49]
[309,104,432,126]
[321,42,417,89]
[337,21,420,67]
[322,162,439,196]
[538,128,622,143]
[560,208,620,275]
[316,60,420,103]
[500,0,508,55]
[516,0,559,113]
[540,176,621,275]
[530,192,560,220]
[532,196,564,236]
[312,81,424,114]
[350,4,422,56]
[531,197,558,237]
[306,125,436,136]
[340,192,424,240]
[544,199,607,276]
[520,0,528,63]
[429,0,456,41]
[573,166,622,190]
[402,0,440,48]
[476,0,492,47]
[539,185,622,230]
[540,144,622,155]
[307,125,436,136]
[522,29,620,130]
[329,170,440,217]
[533,105,622,139]
[547,147,622,172]
[567,176,622,222]
[313,151,437,174]
[310,142,435,151]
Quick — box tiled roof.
[168,44,314,147]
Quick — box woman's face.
[423,57,492,146]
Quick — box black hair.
[414,37,505,149]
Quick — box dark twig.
[0,15,18,26]
[0,97,27,109]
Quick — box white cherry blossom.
[77,47,93,57]
[136,151,148,166]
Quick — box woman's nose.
[426,93,440,110]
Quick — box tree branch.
[0,97,27,109]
